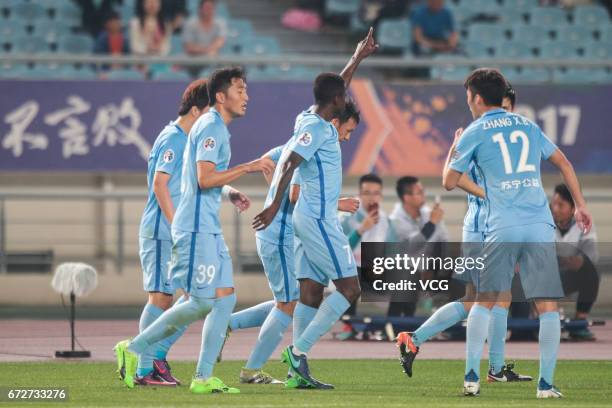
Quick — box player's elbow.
[198,177,212,190]
[442,177,456,191]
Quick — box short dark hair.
[200,0,215,6]
[554,183,574,207]
[337,99,360,125]
[396,176,419,199]
[313,73,345,106]
[505,82,516,109]
[359,173,382,187]
[464,68,507,107]
[178,79,209,116]
[208,67,246,105]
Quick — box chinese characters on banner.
[3,95,150,161]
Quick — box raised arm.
[252,151,304,230]
[547,149,592,233]
[339,27,379,89]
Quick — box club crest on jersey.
[298,132,312,146]
[163,149,175,163]
[203,137,216,151]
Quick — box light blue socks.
[245,307,292,369]
[293,302,318,341]
[412,301,467,347]
[229,300,275,330]
[129,295,214,355]
[294,292,350,354]
[465,304,491,380]
[538,311,560,385]
[137,303,164,376]
[195,293,237,379]
[488,305,508,374]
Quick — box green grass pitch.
[1,360,610,407]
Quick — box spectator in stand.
[183,0,226,57]
[77,0,122,37]
[130,0,171,56]
[94,11,130,56]
[411,0,458,56]
[551,183,600,340]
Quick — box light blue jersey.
[288,111,341,220]
[139,122,187,241]
[255,144,297,247]
[450,108,557,232]
[173,108,231,234]
[463,162,487,233]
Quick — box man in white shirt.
[388,176,449,316]
[551,183,599,340]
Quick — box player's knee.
[149,292,173,310]
[338,284,361,304]
[276,301,297,316]
[300,292,323,308]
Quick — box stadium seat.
[511,24,549,44]
[325,0,360,17]
[244,36,281,56]
[430,64,472,82]
[225,19,253,40]
[0,63,29,79]
[349,12,368,33]
[450,7,476,25]
[553,68,608,84]
[502,0,539,14]
[572,5,610,26]
[152,70,192,81]
[55,2,82,27]
[26,64,67,79]
[58,65,97,80]
[220,37,244,55]
[468,23,507,41]
[32,20,71,44]
[498,9,526,25]
[493,40,532,58]
[461,40,490,58]
[597,25,612,42]
[216,3,230,20]
[460,0,501,15]
[377,19,411,50]
[529,7,568,27]
[508,67,551,83]
[9,34,49,54]
[0,19,27,41]
[105,69,144,80]
[538,41,579,59]
[555,25,593,46]
[11,2,46,23]
[58,34,94,54]
[169,34,184,55]
[584,42,612,60]
[119,0,135,23]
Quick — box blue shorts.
[256,237,299,302]
[477,223,563,299]
[139,237,174,295]
[293,212,357,286]
[170,230,234,298]
[454,230,485,285]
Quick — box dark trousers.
[561,256,599,314]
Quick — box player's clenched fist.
[338,197,360,213]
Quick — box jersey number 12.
[492,130,536,175]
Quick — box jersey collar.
[482,108,506,117]
[171,121,187,137]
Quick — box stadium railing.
[1,190,612,275]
